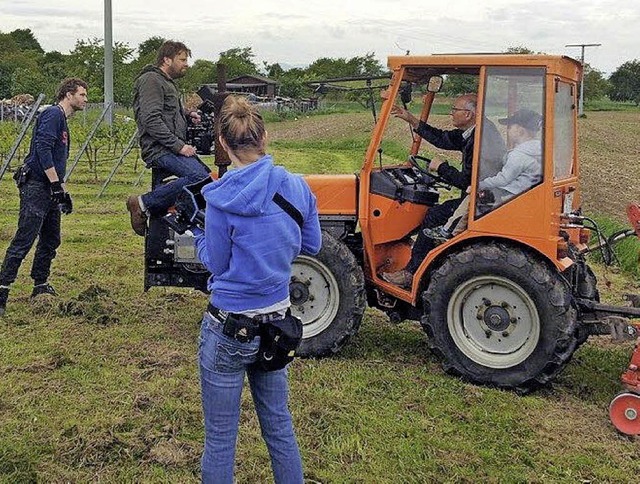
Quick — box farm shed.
[204,75,279,98]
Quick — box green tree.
[0,31,65,98]
[347,53,384,76]
[67,38,135,104]
[0,31,20,53]
[217,47,259,79]
[442,75,477,97]
[181,59,216,93]
[263,62,285,79]
[9,28,44,53]
[583,64,610,100]
[608,59,640,105]
[306,53,384,80]
[1,49,47,98]
[306,57,350,79]
[0,63,13,98]
[0,32,21,96]
[137,36,166,60]
[278,68,310,98]
[11,66,49,98]
[41,51,69,86]
[505,46,535,54]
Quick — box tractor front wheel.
[291,231,366,357]
[422,242,579,392]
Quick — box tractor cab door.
[472,67,546,230]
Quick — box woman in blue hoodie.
[194,95,321,483]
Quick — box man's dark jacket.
[25,105,70,183]
[133,65,188,163]
[415,120,505,191]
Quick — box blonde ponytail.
[218,95,266,155]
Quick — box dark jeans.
[0,181,61,286]
[405,198,462,273]
[141,154,210,216]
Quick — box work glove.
[50,180,66,204]
[59,192,73,215]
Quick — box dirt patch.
[3,352,73,374]
[268,111,454,147]
[148,439,198,467]
[577,111,640,221]
[268,112,375,142]
[57,285,119,325]
[56,424,199,470]
[527,392,637,460]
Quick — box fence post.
[97,129,138,197]
[0,93,46,183]
[64,102,111,182]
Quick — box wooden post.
[213,63,231,177]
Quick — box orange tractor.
[144,54,640,433]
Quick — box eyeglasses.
[449,107,471,114]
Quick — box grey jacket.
[133,65,188,163]
[479,139,542,195]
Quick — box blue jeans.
[141,154,210,216]
[199,312,303,484]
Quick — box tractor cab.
[360,56,584,309]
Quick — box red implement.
[627,204,640,238]
[610,392,640,435]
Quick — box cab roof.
[387,54,582,82]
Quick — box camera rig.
[186,98,215,155]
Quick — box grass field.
[0,109,639,483]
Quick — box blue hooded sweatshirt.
[194,154,322,312]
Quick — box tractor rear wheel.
[291,231,366,357]
[422,242,579,392]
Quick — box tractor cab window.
[475,67,545,219]
[553,81,576,179]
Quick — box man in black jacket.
[126,40,210,236]
[382,94,505,287]
[0,78,88,316]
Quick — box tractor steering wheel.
[409,155,450,186]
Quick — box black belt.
[207,303,282,343]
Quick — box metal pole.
[133,168,147,186]
[214,62,231,177]
[64,102,112,182]
[97,129,138,197]
[104,0,114,126]
[0,93,45,182]
[565,43,601,116]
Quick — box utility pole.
[104,0,114,125]
[565,43,601,116]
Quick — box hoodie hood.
[512,139,541,159]
[202,154,287,217]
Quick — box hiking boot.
[31,283,57,298]
[0,287,9,316]
[381,269,413,288]
[422,226,452,245]
[126,195,148,236]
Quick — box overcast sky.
[2,0,638,75]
